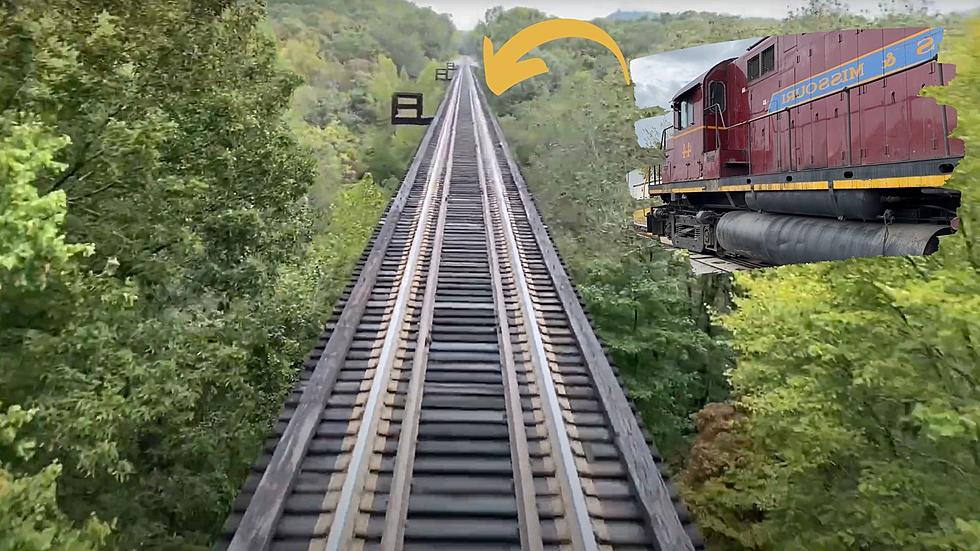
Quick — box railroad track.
[217,64,702,551]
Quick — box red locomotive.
[639,27,963,266]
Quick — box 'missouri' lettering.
[778,63,865,107]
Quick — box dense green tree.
[0,111,111,550]
[269,0,456,189]
[579,253,730,453]
[2,0,324,547]
[0,404,110,551]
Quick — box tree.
[1,1,320,546]
[0,113,113,549]
[0,404,110,551]
[579,253,730,455]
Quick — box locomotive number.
[883,52,897,69]
[916,36,936,56]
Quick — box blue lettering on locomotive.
[767,27,944,113]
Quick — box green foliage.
[0,118,88,293]
[270,0,454,189]
[682,18,980,550]
[270,0,456,76]
[579,252,730,454]
[0,404,110,551]
[3,0,312,547]
[0,119,110,549]
[290,176,391,316]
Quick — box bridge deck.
[216,65,702,551]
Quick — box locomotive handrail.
[704,103,726,151]
[660,125,671,150]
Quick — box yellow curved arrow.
[483,19,631,96]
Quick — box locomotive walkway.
[216,64,701,551]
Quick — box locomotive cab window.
[676,99,695,129]
[708,81,726,113]
[674,101,689,129]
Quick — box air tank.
[716,211,952,265]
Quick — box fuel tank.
[716,211,952,265]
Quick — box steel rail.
[378,78,458,551]
[467,70,545,551]
[469,68,600,551]
[323,72,464,551]
[476,78,697,551]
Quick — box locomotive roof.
[670,35,777,102]
[671,58,733,102]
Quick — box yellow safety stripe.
[647,174,951,194]
[832,174,949,189]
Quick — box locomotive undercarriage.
[648,188,960,265]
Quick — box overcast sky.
[411,0,979,30]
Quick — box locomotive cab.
[665,59,754,185]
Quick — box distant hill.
[604,10,658,21]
